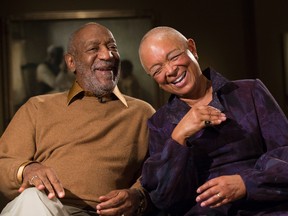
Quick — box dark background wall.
[1,0,288,135]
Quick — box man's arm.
[0,100,37,199]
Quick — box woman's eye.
[152,69,161,77]
[171,53,181,61]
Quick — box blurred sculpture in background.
[118,59,141,98]
[36,45,74,94]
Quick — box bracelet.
[16,161,35,184]
[135,188,147,216]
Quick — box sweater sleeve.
[240,79,288,201]
[0,99,38,200]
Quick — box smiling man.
[0,22,156,216]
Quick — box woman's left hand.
[196,175,246,208]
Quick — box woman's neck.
[181,77,212,107]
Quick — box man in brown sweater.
[0,22,155,216]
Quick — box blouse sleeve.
[141,120,198,212]
[240,79,288,201]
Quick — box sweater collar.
[67,81,128,107]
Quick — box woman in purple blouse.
[138,26,288,216]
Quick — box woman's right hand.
[171,105,226,145]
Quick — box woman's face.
[140,35,202,98]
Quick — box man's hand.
[96,188,142,216]
[195,175,246,208]
[18,163,65,199]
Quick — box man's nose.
[98,47,113,60]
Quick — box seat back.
[21,63,39,98]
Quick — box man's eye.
[108,44,118,51]
[88,47,98,52]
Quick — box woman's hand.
[172,105,226,145]
[196,175,246,208]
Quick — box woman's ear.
[187,38,199,60]
[64,53,76,73]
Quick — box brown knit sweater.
[0,86,155,209]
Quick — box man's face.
[71,24,120,96]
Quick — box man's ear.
[65,53,76,73]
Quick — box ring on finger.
[216,193,222,199]
[204,120,211,127]
[29,175,38,185]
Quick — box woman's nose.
[164,61,177,76]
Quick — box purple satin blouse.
[141,68,288,216]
